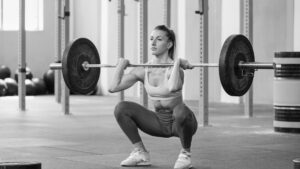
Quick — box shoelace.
[178,153,191,160]
[128,149,142,160]
[181,155,189,160]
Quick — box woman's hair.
[154,25,176,60]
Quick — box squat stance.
[109,25,198,169]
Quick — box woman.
[109,25,198,169]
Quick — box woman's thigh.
[115,101,172,137]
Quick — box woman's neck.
[152,54,172,64]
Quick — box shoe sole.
[174,164,193,169]
[121,161,151,167]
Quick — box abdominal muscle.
[151,96,183,110]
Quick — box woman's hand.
[176,58,194,70]
[117,58,130,69]
[109,58,139,93]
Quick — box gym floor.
[0,96,299,169]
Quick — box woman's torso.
[143,61,183,110]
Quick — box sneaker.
[173,150,192,169]
[120,148,151,167]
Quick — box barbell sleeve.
[84,64,117,68]
[239,62,275,69]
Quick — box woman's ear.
[167,41,173,49]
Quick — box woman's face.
[150,30,172,56]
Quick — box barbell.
[49,34,275,96]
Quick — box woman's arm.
[167,58,193,92]
[108,59,144,93]
[167,59,184,92]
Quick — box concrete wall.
[0,0,55,79]
[208,0,222,103]
[72,0,100,47]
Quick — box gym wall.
[0,0,297,105]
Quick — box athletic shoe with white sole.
[120,148,151,167]
[173,150,192,169]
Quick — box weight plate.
[219,34,255,96]
[62,38,100,94]
[0,161,41,169]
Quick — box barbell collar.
[50,63,62,70]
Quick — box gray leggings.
[114,101,198,149]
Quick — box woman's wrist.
[116,58,129,70]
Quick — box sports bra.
[144,60,182,100]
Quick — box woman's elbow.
[108,86,118,93]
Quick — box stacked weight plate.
[273,52,300,133]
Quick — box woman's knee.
[114,101,134,118]
[173,105,189,121]
[173,105,197,126]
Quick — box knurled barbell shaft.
[49,62,275,70]
[85,63,219,68]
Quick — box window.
[0,0,43,31]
